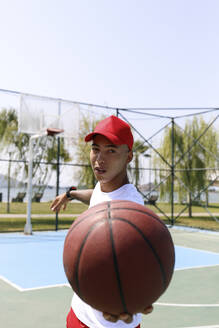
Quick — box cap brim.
[84,132,97,142]
[84,132,122,145]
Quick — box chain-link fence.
[0,89,219,232]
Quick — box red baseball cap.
[84,115,134,150]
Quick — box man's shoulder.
[90,182,144,206]
[117,184,144,205]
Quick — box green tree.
[0,108,71,192]
[154,116,218,216]
[154,123,184,208]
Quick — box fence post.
[171,118,175,225]
[7,152,12,213]
[55,101,61,231]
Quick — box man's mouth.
[94,167,106,174]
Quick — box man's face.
[90,134,133,191]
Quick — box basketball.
[63,200,175,315]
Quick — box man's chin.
[95,175,110,184]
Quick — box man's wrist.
[66,186,77,200]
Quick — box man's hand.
[50,193,69,213]
[103,305,153,323]
[142,305,153,315]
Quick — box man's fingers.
[51,203,59,212]
[142,305,153,315]
[50,194,68,212]
[103,312,133,324]
[51,199,68,213]
[103,313,118,322]
[119,313,133,323]
[50,200,57,209]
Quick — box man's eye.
[108,149,115,153]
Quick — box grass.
[0,202,88,215]
[0,201,89,232]
[0,202,218,232]
[146,202,219,214]
[0,217,76,232]
[162,216,219,231]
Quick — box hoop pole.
[24,136,34,234]
[24,132,47,235]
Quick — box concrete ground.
[0,228,219,328]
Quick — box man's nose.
[96,152,105,163]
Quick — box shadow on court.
[0,228,219,328]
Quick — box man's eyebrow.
[91,143,118,148]
[105,144,118,148]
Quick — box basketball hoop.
[24,128,65,235]
[18,93,79,235]
[47,128,64,136]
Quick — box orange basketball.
[63,200,175,315]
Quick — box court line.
[180,325,219,328]
[19,283,70,292]
[1,274,219,309]
[0,275,23,291]
[175,263,219,271]
[175,244,219,255]
[155,302,219,307]
[0,275,69,292]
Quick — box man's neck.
[99,175,129,193]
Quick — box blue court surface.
[1,229,219,291]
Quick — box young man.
[51,115,153,328]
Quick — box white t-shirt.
[71,182,144,328]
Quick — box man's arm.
[50,189,93,212]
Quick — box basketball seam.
[107,202,128,314]
[112,217,168,291]
[74,220,106,299]
[69,204,166,237]
[111,207,165,227]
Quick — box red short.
[66,308,87,327]
[66,308,141,328]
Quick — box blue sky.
[1,0,219,109]
[1,0,219,187]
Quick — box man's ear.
[127,150,133,163]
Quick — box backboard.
[18,93,80,138]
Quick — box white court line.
[175,263,219,271]
[1,275,219,308]
[175,244,219,255]
[18,283,70,292]
[4,273,217,306]
[0,275,23,291]
[0,275,69,292]
[155,302,219,307]
[180,325,219,328]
